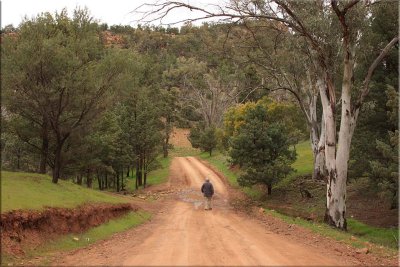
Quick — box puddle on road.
[176,188,231,210]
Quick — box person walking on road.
[201,178,214,210]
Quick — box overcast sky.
[1,0,221,28]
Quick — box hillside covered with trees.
[1,0,398,234]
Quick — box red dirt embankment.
[1,203,135,255]
[170,128,191,148]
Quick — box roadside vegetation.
[198,142,399,253]
[124,156,172,190]
[267,210,398,253]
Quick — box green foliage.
[369,129,398,209]
[1,171,128,212]
[189,125,217,156]
[223,97,307,152]
[196,142,398,251]
[0,131,32,171]
[349,2,398,182]
[230,105,296,194]
[125,155,171,191]
[198,150,239,187]
[200,127,218,156]
[351,85,399,208]
[159,86,181,157]
[1,8,128,182]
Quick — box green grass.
[347,218,399,249]
[5,211,151,266]
[264,209,398,252]
[146,156,172,186]
[292,140,313,175]
[197,140,314,191]
[277,140,314,189]
[198,151,239,187]
[125,146,200,191]
[125,156,173,191]
[198,151,265,199]
[37,211,150,252]
[1,171,129,212]
[192,145,398,252]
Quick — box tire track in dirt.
[53,156,349,266]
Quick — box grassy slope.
[291,141,314,175]
[1,171,129,212]
[196,141,399,251]
[1,171,151,265]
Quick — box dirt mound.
[1,203,135,256]
[170,128,191,148]
[100,31,126,47]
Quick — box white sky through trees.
[1,0,221,28]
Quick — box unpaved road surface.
[54,157,351,266]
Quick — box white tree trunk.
[317,76,350,229]
[313,117,326,180]
[309,95,326,180]
[322,55,357,230]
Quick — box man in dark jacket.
[201,178,214,210]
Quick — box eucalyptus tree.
[137,0,398,229]
[164,56,245,127]
[224,21,328,180]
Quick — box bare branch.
[353,36,399,112]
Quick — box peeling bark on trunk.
[325,53,358,230]
[317,76,348,230]
[310,115,326,180]
[320,51,358,230]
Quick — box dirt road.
[54,157,349,266]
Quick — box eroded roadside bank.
[1,203,136,256]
